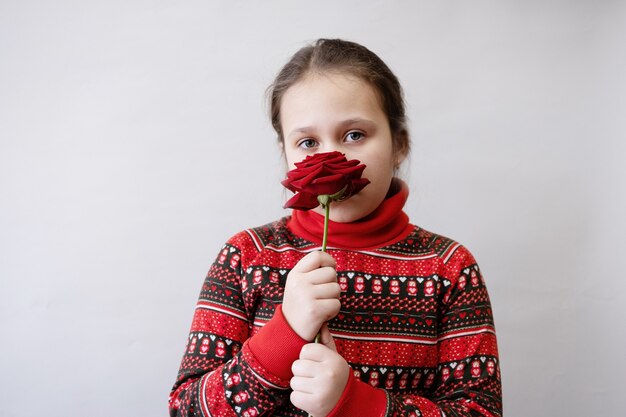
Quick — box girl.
[169,39,502,417]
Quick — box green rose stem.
[313,185,347,344]
[318,196,331,252]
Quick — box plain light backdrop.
[1,1,625,416]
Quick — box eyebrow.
[341,118,376,127]
[287,118,376,138]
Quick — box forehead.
[279,72,386,130]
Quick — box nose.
[317,140,339,154]
[317,140,350,157]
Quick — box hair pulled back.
[268,38,410,157]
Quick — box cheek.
[283,149,300,170]
[363,156,395,189]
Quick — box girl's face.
[280,72,405,223]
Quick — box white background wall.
[1,1,625,416]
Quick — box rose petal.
[345,178,371,197]
[284,164,322,181]
[324,159,361,169]
[306,174,347,196]
[288,166,326,190]
[294,151,344,169]
[324,163,366,179]
[283,191,320,210]
[280,179,297,193]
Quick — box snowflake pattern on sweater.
[169,218,502,417]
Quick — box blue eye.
[298,138,317,149]
[345,131,364,142]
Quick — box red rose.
[282,151,370,210]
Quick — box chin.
[327,199,372,223]
[328,213,359,223]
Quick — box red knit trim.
[287,179,413,250]
[247,305,308,381]
[327,373,388,417]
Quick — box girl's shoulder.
[379,224,472,258]
[225,215,314,253]
[382,224,481,278]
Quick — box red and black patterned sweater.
[169,184,502,416]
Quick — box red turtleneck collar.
[286,179,413,250]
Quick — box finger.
[305,266,338,285]
[299,342,331,361]
[290,376,314,394]
[292,251,336,273]
[318,323,337,352]
[290,390,315,413]
[311,282,341,300]
[316,251,337,268]
[291,359,316,378]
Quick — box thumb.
[318,323,337,352]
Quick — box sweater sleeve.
[168,236,308,417]
[326,245,502,417]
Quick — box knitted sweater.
[169,183,502,417]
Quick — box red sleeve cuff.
[327,372,388,417]
[247,304,308,381]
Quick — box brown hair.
[267,38,410,158]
